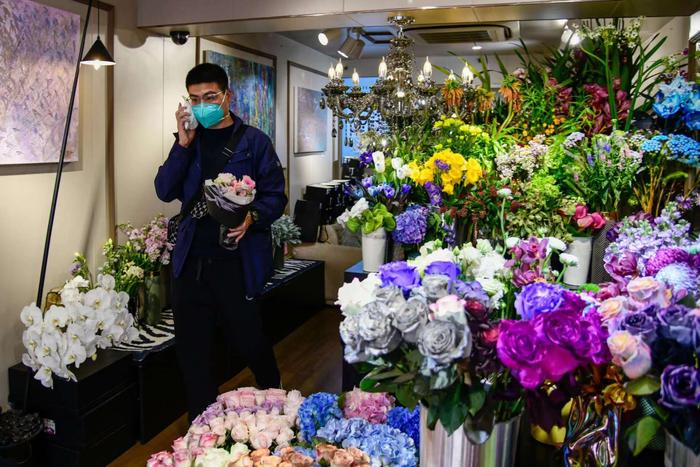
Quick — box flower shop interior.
[2,0,700,466]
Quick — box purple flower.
[515,282,565,320]
[359,151,373,167]
[512,268,541,287]
[424,182,442,206]
[497,320,549,389]
[511,237,549,265]
[401,184,412,195]
[609,309,659,344]
[656,263,698,298]
[378,261,421,292]
[558,290,588,314]
[424,261,461,281]
[660,365,700,409]
[604,252,639,282]
[69,262,81,275]
[645,248,691,276]
[361,176,374,188]
[533,309,610,365]
[454,280,490,305]
[434,159,450,171]
[657,305,696,347]
[393,206,429,245]
[379,183,396,199]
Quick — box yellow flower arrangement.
[408,149,482,195]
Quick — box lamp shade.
[338,36,355,58]
[81,36,115,68]
[318,28,341,46]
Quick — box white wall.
[0,0,109,406]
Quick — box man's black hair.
[186,63,229,92]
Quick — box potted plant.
[561,203,606,285]
[337,199,396,272]
[271,215,301,269]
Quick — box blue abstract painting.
[0,0,80,164]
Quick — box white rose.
[373,151,386,173]
[335,275,381,317]
[411,249,457,273]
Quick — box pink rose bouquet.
[341,388,395,424]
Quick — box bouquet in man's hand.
[204,173,256,249]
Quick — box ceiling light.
[318,28,341,46]
[472,43,482,51]
[338,29,365,59]
[81,6,115,69]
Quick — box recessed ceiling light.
[420,6,437,9]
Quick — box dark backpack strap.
[180,123,249,217]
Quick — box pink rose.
[250,431,274,450]
[187,434,201,447]
[147,451,174,467]
[231,422,249,443]
[189,424,210,435]
[172,450,191,467]
[240,393,256,407]
[573,204,588,220]
[198,432,219,449]
[607,331,652,379]
[171,436,187,451]
[590,212,606,229]
[188,447,204,458]
[627,277,671,309]
[597,297,628,323]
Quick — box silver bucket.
[665,431,700,467]
[419,408,521,467]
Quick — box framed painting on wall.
[293,87,327,154]
[203,49,276,141]
[0,0,80,165]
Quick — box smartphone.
[182,99,198,130]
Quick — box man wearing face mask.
[155,63,285,421]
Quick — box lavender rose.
[659,365,700,409]
[424,261,461,281]
[393,297,429,343]
[378,261,421,293]
[609,308,659,344]
[515,282,565,321]
[657,305,695,347]
[605,252,639,282]
[418,319,472,374]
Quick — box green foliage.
[271,215,301,248]
[346,203,396,235]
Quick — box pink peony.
[198,432,219,449]
[342,388,395,424]
[172,450,192,467]
[147,451,174,467]
[171,436,187,451]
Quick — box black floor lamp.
[35,0,115,308]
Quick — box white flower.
[115,291,130,310]
[214,172,235,185]
[474,252,507,279]
[84,288,113,311]
[429,295,467,325]
[124,264,144,280]
[35,365,54,388]
[64,342,87,368]
[20,304,43,331]
[411,248,457,273]
[335,275,381,317]
[60,287,83,306]
[391,157,403,171]
[476,239,494,254]
[396,164,412,179]
[497,188,512,199]
[458,245,483,266]
[349,197,370,218]
[477,278,506,308]
[419,240,445,256]
[64,276,89,291]
[22,329,41,354]
[547,237,567,252]
[505,237,520,249]
[336,210,351,227]
[373,151,386,173]
[560,253,579,267]
[22,353,40,372]
[44,305,69,329]
[97,274,115,291]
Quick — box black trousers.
[172,255,280,421]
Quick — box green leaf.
[370,368,404,380]
[395,384,419,409]
[662,171,689,184]
[626,375,661,396]
[466,386,486,416]
[630,416,661,455]
[439,385,469,434]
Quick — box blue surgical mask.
[192,93,227,128]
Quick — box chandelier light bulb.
[461,64,473,84]
[417,72,425,83]
[335,59,344,78]
[352,68,360,86]
[396,88,405,98]
[378,57,388,79]
[422,57,432,80]
[328,65,336,80]
[447,69,456,82]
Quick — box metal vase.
[420,408,521,467]
[665,431,700,467]
[590,218,617,284]
[563,395,620,467]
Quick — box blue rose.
[379,261,421,292]
[514,282,565,320]
[424,261,461,281]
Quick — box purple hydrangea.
[645,248,691,276]
[393,206,429,245]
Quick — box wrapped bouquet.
[204,173,256,249]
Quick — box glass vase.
[142,273,165,326]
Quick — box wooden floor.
[108,307,342,467]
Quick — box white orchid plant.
[21,274,139,388]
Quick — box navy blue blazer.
[154,115,287,297]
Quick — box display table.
[343,260,369,283]
[7,260,325,464]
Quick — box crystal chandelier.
[320,15,476,136]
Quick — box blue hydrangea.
[387,406,420,449]
[640,138,662,153]
[667,134,700,167]
[316,418,417,467]
[393,205,429,245]
[297,392,343,442]
[656,263,698,295]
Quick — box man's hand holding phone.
[175,102,197,148]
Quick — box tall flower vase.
[665,431,700,467]
[362,228,387,272]
[590,215,618,284]
[563,237,593,286]
[563,395,620,467]
[142,273,165,326]
[273,244,285,269]
[420,408,521,467]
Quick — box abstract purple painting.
[0,0,80,164]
